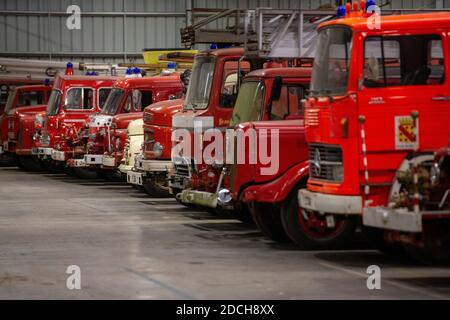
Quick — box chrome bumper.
[32,147,53,156]
[102,156,116,167]
[67,158,87,168]
[141,159,173,172]
[84,154,103,165]
[51,150,66,161]
[178,189,217,208]
[298,189,362,215]
[363,207,423,232]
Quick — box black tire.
[142,175,171,197]
[40,160,64,174]
[18,155,43,172]
[227,204,254,224]
[281,187,357,250]
[97,170,124,182]
[361,226,408,258]
[0,153,15,167]
[64,166,76,177]
[250,202,290,242]
[73,167,98,179]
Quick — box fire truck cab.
[66,75,183,174]
[32,75,117,171]
[0,84,51,158]
[299,8,450,251]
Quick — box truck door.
[358,31,449,181]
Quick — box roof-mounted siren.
[65,62,74,75]
[44,78,51,86]
[125,67,133,78]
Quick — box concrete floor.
[0,166,449,299]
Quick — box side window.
[98,88,112,109]
[364,35,444,88]
[288,86,305,116]
[140,91,153,110]
[17,91,44,106]
[270,85,305,120]
[220,60,251,108]
[65,88,94,110]
[270,87,288,120]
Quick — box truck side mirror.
[270,76,282,101]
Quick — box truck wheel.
[73,168,98,179]
[142,175,170,197]
[40,160,64,174]
[250,202,290,242]
[18,156,43,172]
[98,171,124,182]
[228,204,254,224]
[281,188,357,250]
[64,166,76,177]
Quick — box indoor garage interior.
[1,0,450,302]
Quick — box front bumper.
[32,147,53,156]
[363,207,423,232]
[298,189,362,215]
[67,158,87,168]
[178,189,217,208]
[102,155,117,168]
[141,159,173,172]
[127,171,144,185]
[84,154,103,165]
[51,150,67,161]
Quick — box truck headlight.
[153,141,163,158]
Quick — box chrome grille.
[173,157,193,178]
[309,144,343,182]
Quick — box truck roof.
[198,47,244,57]
[245,67,312,79]
[57,74,120,82]
[112,75,181,89]
[320,11,450,32]
[15,84,52,91]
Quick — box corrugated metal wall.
[0,0,447,63]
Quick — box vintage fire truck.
[176,68,311,227]
[63,75,183,178]
[0,84,51,165]
[298,7,450,252]
[31,74,118,172]
[128,48,251,196]
[118,118,144,178]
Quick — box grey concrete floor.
[0,166,449,299]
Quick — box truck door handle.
[432,95,450,101]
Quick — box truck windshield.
[311,27,352,96]
[46,89,62,116]
[3,89,16,115]
[229,81,265,127]
[184,56,215,110]
[101,88,125,115]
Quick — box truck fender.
[243,160,309,204]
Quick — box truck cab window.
[220,60,251,108]
[364,35,444,88]
[17,91,44,106]
[98,88,112,109]
[65,88,94,110]
[140,91,153,110]
[270,85,305,120]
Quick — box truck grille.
[173,157,193,177]
[309,144,343,182]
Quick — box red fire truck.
[128,48,251,196]
[63,75,183,178]
[299,8,450,252]
[176,68,311,228]
[0,84,51,165]
[31,75,118,172]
